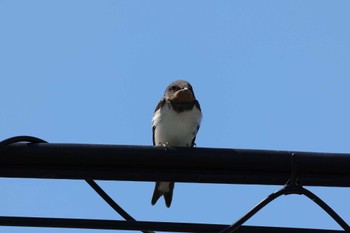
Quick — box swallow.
[151,80,202,207]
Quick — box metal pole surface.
[1,143,350,187]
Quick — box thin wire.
[85,180,134,220]
[85,180,154,233]
[219,186,288,233]
[301,187,350,232]
[220,185,350,233]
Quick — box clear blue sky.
[1,0,350,232]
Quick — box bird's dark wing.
[152,125,156,146]
[154,99,166,112]
[191,124,200,147]
[194,99,201,111]
[152,99,166,146]
[190,100,201,147]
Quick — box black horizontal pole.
[1,143,350,187]
[0,216,345,233]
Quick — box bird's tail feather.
[163,190,173,208]
[151,182,174,208]
[151,182,162,206]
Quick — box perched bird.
[151,80,202,207]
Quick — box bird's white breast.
[152,103,202,147]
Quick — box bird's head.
[164,80,196,104]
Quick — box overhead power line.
[1,141,350,187]
[0,136,349,233]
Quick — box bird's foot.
[159,142,169,150]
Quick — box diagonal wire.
[220,185,350,233]
[85,180,154,233]
[86,180,135,220]
[301,186,350,232]
[219,186,288,233]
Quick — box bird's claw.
[158,142,169,150]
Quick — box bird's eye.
[170,86,179,91]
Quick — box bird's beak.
[170,88,194,103]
